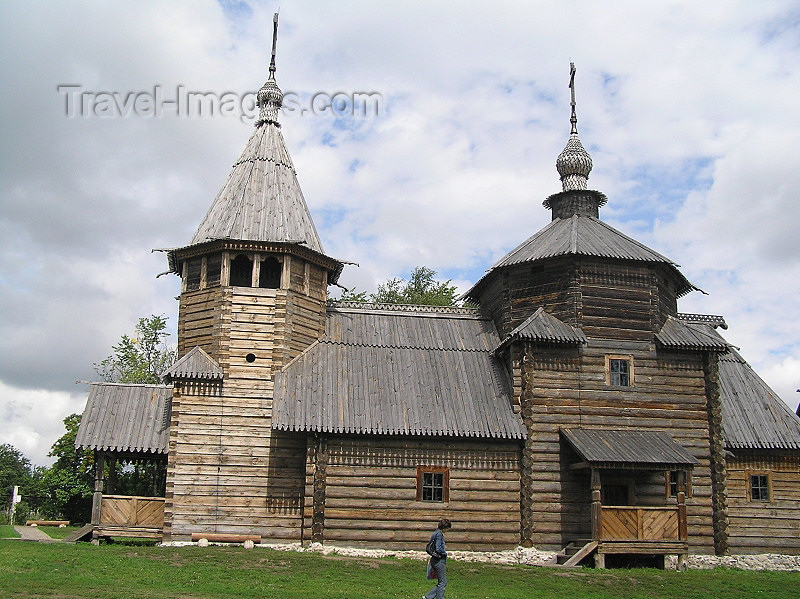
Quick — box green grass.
[0,540,795,599]
[0,525,19,538]
[36,525,80,539]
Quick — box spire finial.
[569,62,578,135]
[269,11,279,80]
[555,62,592,191]
[256,12,284,127]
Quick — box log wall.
[726,450,800,554]
[519,340,717,553]
[165,255,328,542]
[479,257,680,341]
[304,436,523,550]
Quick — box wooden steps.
[547,539,598,568]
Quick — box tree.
[41,414,93,523]
[94,315,176,383]
[0,444,32,507]
[335,266,460,307]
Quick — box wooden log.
[27,520,70,527]
[191,533,262,543]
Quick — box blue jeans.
[424,558,447,599]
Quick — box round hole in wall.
[246,353,256,363]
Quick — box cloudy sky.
[2,1,799,466]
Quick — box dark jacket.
[430,528,447,559]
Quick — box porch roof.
[561,428,699,469]
[76,383,171,455]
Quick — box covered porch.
[558,428,699,569]
[75,383,171,542]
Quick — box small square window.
[609,358,631,386]
[417,466,449,503]
[666,470,692,498]
[750,474,770,501]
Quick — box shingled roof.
[272,304,526,440]
[719,349,800,450]
[188,123,324,253]
[76,383,171,455]
[656,316,730,352]
[496,307,587,350]
[561,428,699,469]
[467,215,697,301]
[164,346,223,382]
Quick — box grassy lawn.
[0,541,796,599]
[0,525,19,538]
[36,525,81,539]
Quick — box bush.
[13,500,30,525]
[0,511,9,525]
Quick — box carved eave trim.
[161,238,344,284]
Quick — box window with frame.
[606,355,633,387]
[750,473,771,501]
[666,470,692,498]
[416,466,449,503]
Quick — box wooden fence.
[599,506,684,541]
[99,495,165,528]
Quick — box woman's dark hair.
[438,518,452,530]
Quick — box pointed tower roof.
[466,63,698,302]
[190,15,324,253]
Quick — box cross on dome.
[555,62,593,191]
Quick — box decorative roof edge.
[164,346,223,382]
[495,307,587,353]
[328,301,482,318]
[272,421,526,440]
[676,313,728,330]
[156,238,345,285]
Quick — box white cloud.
[1,0,799,463]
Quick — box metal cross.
[269,12,279,79]
[569,62,578,134]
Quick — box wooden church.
[76,22,800,564]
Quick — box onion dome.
[555,62,592,191]
[556,133,592,191]
[255,14,284,127]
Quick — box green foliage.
[94,314,177,383]
[112,459,167,498]
[12,500,30,525]
[333,266,460,307]
[0,443,32,505]
[373,267,458,306]
[42,414,93,523]
[334,288,369,303]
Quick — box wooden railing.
[599,506,686,541]
[99,495,165,528]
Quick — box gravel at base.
[161,541,799,571]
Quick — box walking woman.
[424,519,452,599]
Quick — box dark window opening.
[609,358,630,386]
[230,254,253,287]
[602,484,631,506]
[260,256,282,289]
[206,254,222,287]
[750,474,770,501]
[423,472,444,502]
[245,353,256,363]
[667,470,691,498]
[186,258,201,291]
[416,466,449,503]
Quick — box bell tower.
[161,14,342,542]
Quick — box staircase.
[550,538,598,568]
